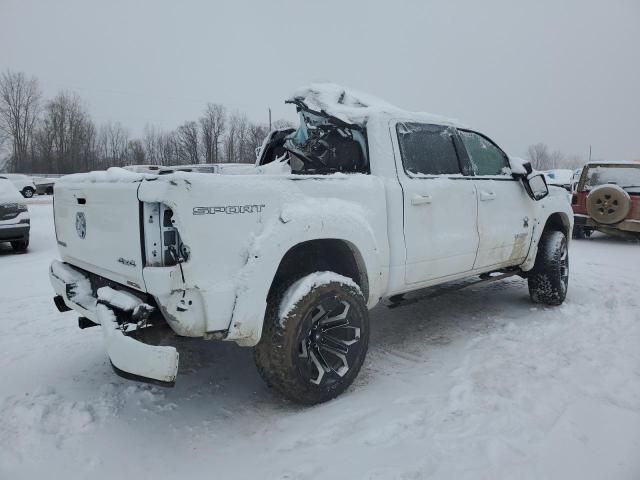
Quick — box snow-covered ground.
[1,198,639,480]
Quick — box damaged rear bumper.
[49,260,179,385]
[97,303,179,386]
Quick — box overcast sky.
[1,0,639,160]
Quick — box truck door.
[457,129,535,269]
[393,122,480,284]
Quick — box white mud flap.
[96,289,179,386]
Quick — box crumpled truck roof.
[290,82,464,128]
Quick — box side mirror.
[507,157,533,177]
[525,173,549,200]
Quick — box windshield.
[583,165,640,190]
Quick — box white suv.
[0,173,37,198]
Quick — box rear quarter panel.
[138,173,389,344]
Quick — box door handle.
[411,194,433,205]
[480,191,496,201]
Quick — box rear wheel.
[21,187,34,198]
[528,230,569,305]
[11,238,29,252]
[255,273,369,404]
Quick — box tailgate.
[54,182,147,291]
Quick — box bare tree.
[248,122,269,162]
[235,114,251,163]
[159,131,180,166]
[98,121,130,167]
[527,142,585,170]
[0,70,303,173]
[79,118,97,171]
[0,70,41,172]
[143,125,159,165]
[527,143,551,170]
[176,121,199,164]
[39,91,96,173]
[224,113,240,163]
[199,103,226,164]
[549,149,565,169]
[143,125,182,166]
[564,154,585,169]
[0,132,10,171]
[127,139,146,165]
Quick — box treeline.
[526,142,586,171]
[0,70,288,174]
[1,70,592,175]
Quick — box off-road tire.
[528,230,569,305]
[11,239,29,252]
[21,187,34,198]
[255,275,369,405]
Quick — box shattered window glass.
[459,130,508,176]
[396,123,460,175]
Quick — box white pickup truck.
[50,85,573,404]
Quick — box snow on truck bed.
[1,199,640,479]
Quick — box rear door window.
[459,130,509,176]
[396,123,461,176]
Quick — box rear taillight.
[142,203,189,267]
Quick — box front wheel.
[255,273,369,404]
[528,230,569,305]
[21,187,34,198]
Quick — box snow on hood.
[0,178,24,203]
[290,83,461,127]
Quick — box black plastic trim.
[138,197,146,267]
[0,225,30,241]
[110,361,176,388]
[78,316,99,329]
[53,295,71,312]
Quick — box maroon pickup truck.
[572,162,640,239]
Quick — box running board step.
[385,271,521,309]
